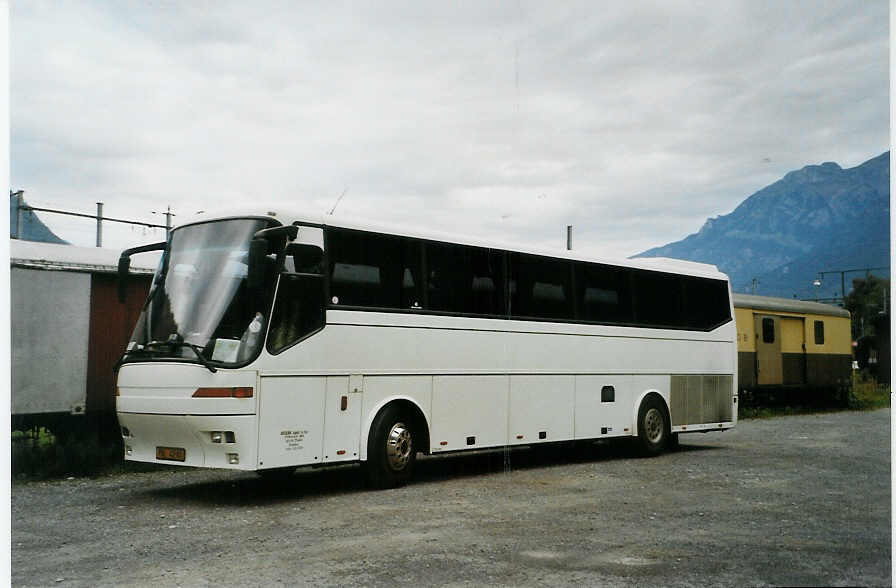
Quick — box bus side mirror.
[248,224,299,290]
[117,241,167,303]
[248,238,269,291]
[117,256,132,302]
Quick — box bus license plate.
[156,446,186,462]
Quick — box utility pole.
[566,225,572,251]
[152,205,175,237]
[96,202,104,247]
[164,206,173,236]
[814,267,890,306]
[11,190,24,239]
[750,278,759,295]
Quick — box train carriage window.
[814,320,825,345]
[762,318,775,343]
[327,229,422,309]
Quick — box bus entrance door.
[755,315,783,386]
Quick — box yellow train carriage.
[733,293,852,390]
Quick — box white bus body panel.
[254,310,737,467]
[508,375,575,445]
[117,363,260,469]
[119,312,736,471]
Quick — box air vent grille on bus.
[669,375,733,426]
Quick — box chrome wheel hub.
[386,422,412,471]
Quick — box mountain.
[633,152,890,301]
[9,192,68,244]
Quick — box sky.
[10,1,890,259]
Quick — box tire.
[637,396,670,456]
[364,405,416,489]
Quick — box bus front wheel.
[637,396,670,456]
[364,405,416,489]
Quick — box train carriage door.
[780,317,806,385]
[755,315,782,385]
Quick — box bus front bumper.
[118,412,258,470]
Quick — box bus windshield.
[126,218,277,367]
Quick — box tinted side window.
[426,243,504,316]
[267,274,324,353]
[509,253,572,320]
[814,320,824,345]
[682,276,731,330]
[327,229,422,309]
[631,270,684,328]
[762,318,775,343]
[574,262,633,324]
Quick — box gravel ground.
[11,408,891,587]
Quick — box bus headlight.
[210,431,223,443]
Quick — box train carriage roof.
[732,293,850,318]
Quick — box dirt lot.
[11,409,891,587]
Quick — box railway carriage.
[732,293,852,396]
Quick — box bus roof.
[179,207,728,281]
[732,293,850,318]
[10,240,160,275]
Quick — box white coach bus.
[116,209,737,488]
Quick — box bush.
[848,370,891,410]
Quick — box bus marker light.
[516,435,524,439]
[227,453,239,464]
[193,387,253,398]
[125,445,132,456]
[440,441,447,446]
[337,450,346,455]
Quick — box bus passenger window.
[327,229,422,310]
[814,320,824,345]
[509,253,572,320]
[267,274,324,354]
[762,318,775,343]
[426,243,504,316]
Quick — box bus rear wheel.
[365,405,416,489]
[637,396,670,456]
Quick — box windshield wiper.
[142,339,219,373]
[182,342,218,373]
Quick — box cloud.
[11,1,889,259]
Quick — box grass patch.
[11,426,168,482]
[738,405,844,419]
[739,371,890,419]
[848,371,891,410]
